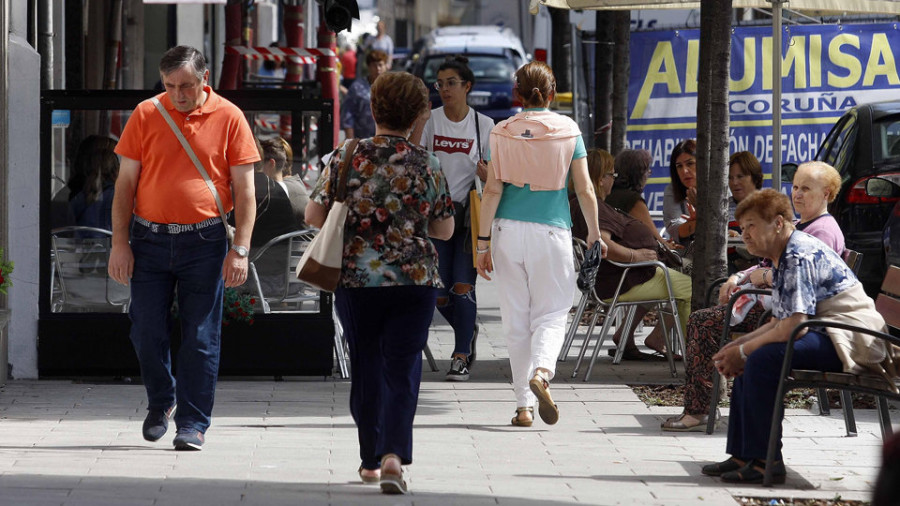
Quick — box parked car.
[410,25,528,123]
[807,100,900,295]
[391,47,411,72]
[865,177,900,270]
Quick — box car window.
[874,115,900,162]
[423,55,516,84]
[818,112,857,178]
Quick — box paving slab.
[0,279,888,505]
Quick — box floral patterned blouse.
[311,136,454,288]
[771,231,858,319]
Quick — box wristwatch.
[231,244,249,258]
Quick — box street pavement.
[0,279,887,505]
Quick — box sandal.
[528,370,559,425]
[720,459,786,484]
[358,465,380,484]
[511,407,534,427]
[608,348,669,362]
[661,412,709,432]
[379,454,408,495]
[701,457,746,476]
[644,340,685,361]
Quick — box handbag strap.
[151,97,231,228]
[334,138,360,203]
[474,110,482,161]
[473,112,484,195]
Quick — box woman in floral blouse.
[307,71,454,495]
[702,189,884,484]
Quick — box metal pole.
[570,23,578,126]
[38,0,53,89]
[1,0,9,309]
[771,0,782,190]
[27,0,37,48]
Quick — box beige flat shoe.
[379,454,407,495]
[511,407,534,427]
[528,371,559,425]
[358,466,380,484]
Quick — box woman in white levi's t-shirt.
[411,55,494,382]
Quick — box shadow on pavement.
[0,473,601,506]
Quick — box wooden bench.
[762,264,900,486]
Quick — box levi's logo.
[433,135,473,155]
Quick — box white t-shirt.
[421,107,494,202]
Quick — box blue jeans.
[726,330,843,461]
[433,226,478,357]
[335,285,437,469]
[128,220,228,433]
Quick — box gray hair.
[159,46,207,81]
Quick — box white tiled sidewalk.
[0,280,886,505]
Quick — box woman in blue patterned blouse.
[307,72,455,495]
[702,189,884,484]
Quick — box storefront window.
[45,94,328,316]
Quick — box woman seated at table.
[571,149,691,361]
[606,149,669,245]
[726,151,763,228]
[701,189,884,484]
[663,139,698,248]
[726,152,763,271]
[662,161,846,432]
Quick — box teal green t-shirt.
[485,109,586,229]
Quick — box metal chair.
[247,230,320,314]
[560,238,596,360]
[569,256,686,381]
[50,226,130,313]
[247,230,350,378]
[559,238,623,363]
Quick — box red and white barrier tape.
[225,46,335,64]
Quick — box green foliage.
[171,288,256,327]
[0,248,13,295]
[222,288,256,326]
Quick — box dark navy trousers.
[335,285,437,470]
[129,220,227,434]
[726,330,843,461]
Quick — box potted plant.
[0,248,13,385]
[222,288,256,327]
[0,248,12,296]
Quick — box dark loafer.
[701,457,746,476]
[142,404,176,442]
[720,459,786,484]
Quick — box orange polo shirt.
[115,87,260,224]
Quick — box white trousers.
[491,218,575,408]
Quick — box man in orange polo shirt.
[108,45,260,451]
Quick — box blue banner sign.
[627,23,900,212]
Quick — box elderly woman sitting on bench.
[702,189,884,484]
